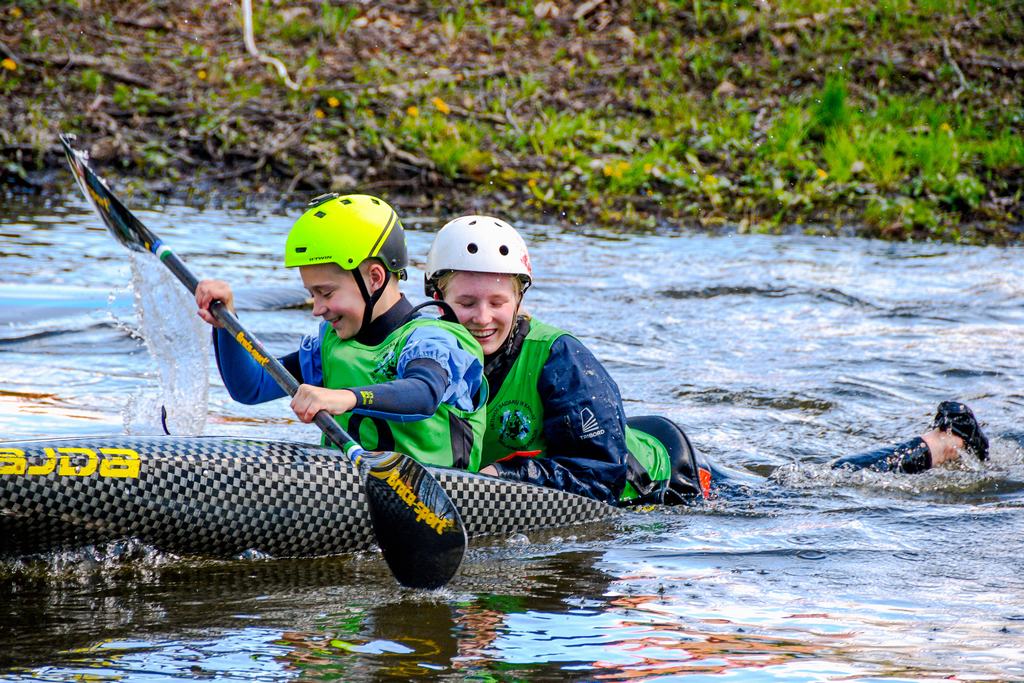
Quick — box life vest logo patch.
[491,399,537,450]
[371,347,398,381]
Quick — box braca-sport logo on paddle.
[234,331,269,366]
[367,455,455,535]
[363,451,466,589]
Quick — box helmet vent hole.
[499,245,509,256]
[340,198,352,205]
[371,198,380,205]
[347,258,354,264]
[467,243,478,254]
[307,192,337,208]
[314,211,326,218]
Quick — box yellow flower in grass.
[327,96,340,108]
[314,108,326,119]
[406,105,419,118]
[431,97,450,115]
[1,58,16,71]
[197,69,207,81]
[603,160,629,180]
[939,122,953,134]
[10,7,23,19]
[815,168,828,180]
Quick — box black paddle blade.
[59,134,158,253]
[363,451,466,589]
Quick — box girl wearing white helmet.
[423,218,991,502]
[425,215,719,505]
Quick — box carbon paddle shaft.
[59,134,467,588]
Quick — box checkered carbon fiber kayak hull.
[0,436,620,558]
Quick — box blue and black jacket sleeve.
[212,325,464,419]
[490,336,631,505]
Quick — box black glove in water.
[931,401,989,461]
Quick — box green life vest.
[483,318,671,502]
[321,317,486,471]
[621,426,672,503]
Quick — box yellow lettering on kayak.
[98,448,140,478]
[0,446,140,479]
[29,448,57,475]
[0,448,25,475]
[56,447,98,476]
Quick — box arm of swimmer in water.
[831,437,932,474]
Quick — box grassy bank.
[2,0,1022,242]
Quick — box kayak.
[0,435,620,558]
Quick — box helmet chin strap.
[351,267,392,335]
[497,293,526,358]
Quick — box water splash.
[0,539,177,583]
[122,253,210,435]
[771,458,1001,497]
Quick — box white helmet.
[424,215,533,297]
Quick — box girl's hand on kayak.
[195,279,236,327]
[291,384,357,422]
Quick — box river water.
[1,191,1023,681]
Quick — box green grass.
[321,2,359,37]
[4,0,1020,242]
[398,111,494,178]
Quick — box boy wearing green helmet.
[195,193,488,470]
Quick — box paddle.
[59,133,466,589]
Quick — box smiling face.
[441,271,520,356]
[300,262,368,340]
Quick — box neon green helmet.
[285,193,408,277]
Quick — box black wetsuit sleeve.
[831,437,933,474]
[489,336,630,505]
[280,351,302,381]
[346,358,448,422]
